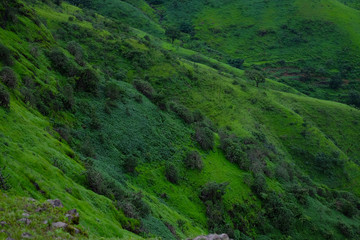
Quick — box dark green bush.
[289,184,309,205]
[220,134,249,170]
[105,82,123,101]
[67,41,85,66]
[170,102,194,123]
[251,174,267,196]
[123,155,138,174]
[47,48,79,77]
[20,87,36,106]
[314,152,344,174]
[0,166,10,190]
[335,198,357,218]
[348,90,360,108]
[1,4,17,27]
[133,79,155,99]
[0,67,17,88]
[184,151,203,170]
[0,44,13,66]
[61,84,75,110]
[54,124,72,143]
[165,163,179,184]
[228,58,245,69]
[245,69,265,87]
[329,73,342,89]
[77,67,99,94]
[337,222,354,238]
[0,85,10,108]
[199,182,228,203]
[195,126,214,151]
[264,192,295,233]
[205,201,226,233]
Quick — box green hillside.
[1,0,360,239]
[144,0,360,105]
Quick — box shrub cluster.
[86,165,150,221]
[195,125,214,151]
[184,151,203,170]
[77,67,99,94]
[199,182,228,203]
[0,67,17,88]
[199,182,228,233]
[0,85,10,108]
[47,48,79,77]
[220,133,248,170]
[314,152,344,174]
[105,82,124,101]
[67,41,85,66]
[133,79,155,100]
[170,102,194,124]
[0,44,13,66]
[165,163,179,184]
[123,155,138,174]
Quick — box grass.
[1,0,360,239]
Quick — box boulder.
[21,232,32,238]
[52,222,68,229]
[47,199,63,208]
[65,209,80,225]
[192,234,230,240]
[18,218,31,225]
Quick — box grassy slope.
[0,97,139,239]
[1,0,360,239]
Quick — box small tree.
[123,155,138,174]
[0,67,17,88]
[348,90,360,108]
[165,163,179,184]
[329,73,342,89]
[77,67,99,94]
[133,79,155,100]
[0,85,10,108]
[228,58,245,69]
[245,69,265,87]
[0,44,13,66]
[195,126,214,151]
[165,26,181,43]
[105,82,123,101]
[199,182,228,203]
[184,151,203,170]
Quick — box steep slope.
[144,0,360,105]
[1,0,360,240]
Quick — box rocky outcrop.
[47,199,63,208]
[191,234,230,240]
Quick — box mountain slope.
[1,0,360,239]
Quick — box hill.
[1,0,360,239]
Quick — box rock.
[192,234,230,240]
[35,207,45,212]
[6,238,15,240]
[27,198,36,202]
[65,209,80,225]
[52,222,67,229]
[42,220,48,225]
[65,225,81,235]
[18,218,31,225]
[0,221,7,227]
[47,199,63,208]
[22,213,30,217]
[21,232,32,238]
